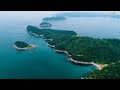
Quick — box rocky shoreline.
[14,44,36,50]
[54,49,71,57]
[53,47,102,70]
[54,49,103,70]
[27,31,104,71]
[46,43,71,57]
[44,39,53,41]
[47,44,55,48]
[27,31,39,37]
[68,58,102,70]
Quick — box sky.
[0,11,120,16]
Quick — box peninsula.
[14,41,36,50]
[27,25,120,79]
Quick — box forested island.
[40,22,52,27]
[42,16,66,21]
[27,25,120,79]
[14,41,36,50]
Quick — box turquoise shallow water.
[0,13,97,79]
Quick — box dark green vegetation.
[40,22,52,27]
[27,25,120,64]
[15,41,29,48]
[27,25,120,79]
[42,16,66,21]
[88,62,120,79]
[27,25,77,39]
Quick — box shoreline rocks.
[54,49,71,57]
[27,31,104,71]
[47,44,55,48]
[14,44,36,50]
[27,31,39,37]
[68,58,102,70]
[44,39,53,41]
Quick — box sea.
[1,11,120,79]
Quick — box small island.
[40,22,52,27]
[14,41,36,50]
[42,16,66,21]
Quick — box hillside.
[27,25,120,64]
[88,62,120,79]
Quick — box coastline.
[44,39,53,41]
[28,31,44,39]
[27,31,39,37]
[27,31,107,71]
[54,48,107,70]
[14,44,36,50]
[54,49,71,57]
[54,49,107,70]
[47,43,105,70]
[68,58,102,70]
[68,58,108,70]
[47,44,55,48]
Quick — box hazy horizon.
[0,11,120,20]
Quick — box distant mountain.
[42,16,66,21]
[56,12,110,17]
[111,15,120,19]
[40,22,52,27]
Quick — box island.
[42,16,66,21]
[14,41,36,50]
[27,25,120,79]
[40,22,52,27]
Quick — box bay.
[0,12,96,79]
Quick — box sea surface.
[2,12,120,79]
[51,17,120,39]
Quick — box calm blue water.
[0,12,97,79]
[51,17,120,39]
